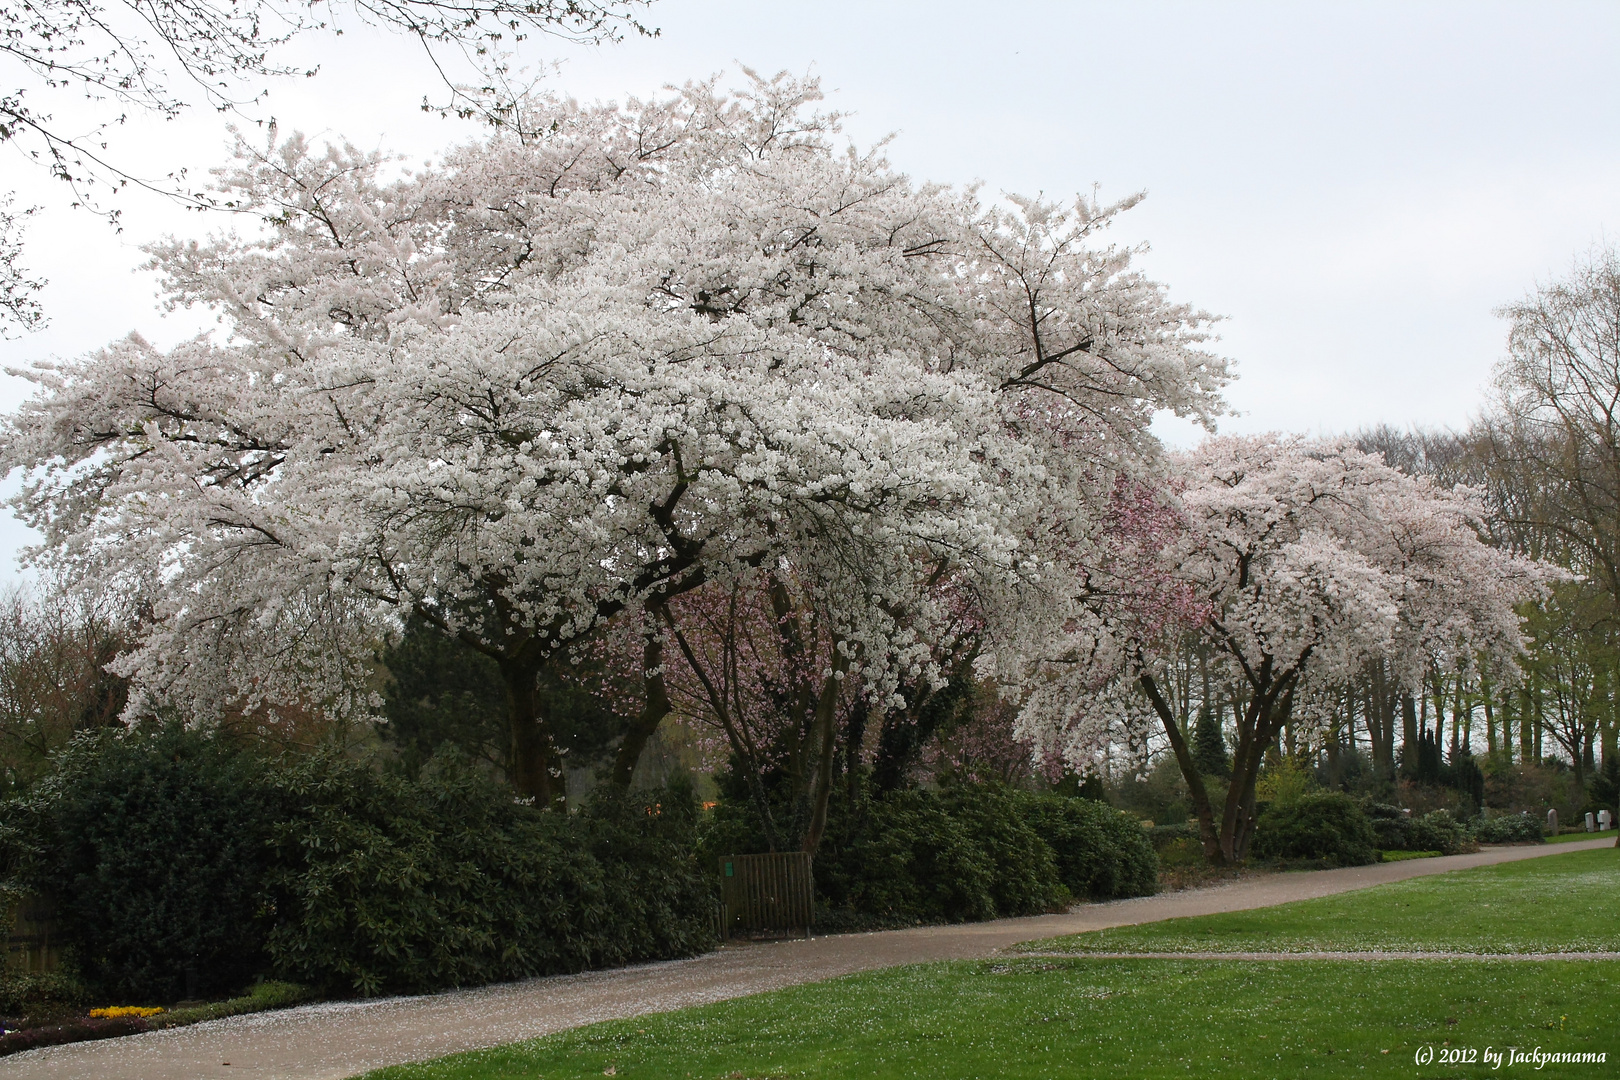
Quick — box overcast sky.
[3,0,1619,574]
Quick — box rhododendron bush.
[0,71,1228,820]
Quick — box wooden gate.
[4,895,61,975]
[718,852,813,939]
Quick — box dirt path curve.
[4,839,1612,1080]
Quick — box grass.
[1031,847,1620,956]
[359,959,1615,1080]
[358,848,1619,1080]
[1379,849,1441,861]
[1547,828,1616,844]
[147,980,311,1029]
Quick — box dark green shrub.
[1147,822,1199,851]
[0,726,279,1002]
[576,777,719,964]
[1016,793,1159,900]
[1586,756,1620,819]
[264,754,714,997]
[745,783,1155,928]
[1406,810,1477,855]
[939,787,1068,916]
[1190,707,1230,778]
[1471,813,1544,844]
[4,733,716,1003]
[1361,801,1412,851]
[0,971,88,1017]
[1252,792,1377,866]
[1357,802,1481,854]
[811,788,999,924]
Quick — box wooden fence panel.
[4,895,61,975]
[718,853,813,938]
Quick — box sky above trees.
[1,0,1618,576]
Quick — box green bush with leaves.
[1586,756,1620,819]
[810,787,1001,924]
[0,970,88,1018]
[0,726,279,1003]
[939,787,1069,916]
[726,783,1156,928]
[1013,792,1159,900]
[2,732,715,1003]
[264,754,715,996]
[1252,792,1378,866]
[1406,809,1478,855]
[1471,812,1545,844]
[1361,801,1411,851]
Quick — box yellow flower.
[89,1006,165,1019]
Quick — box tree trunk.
[1222,695,1270,863]
[801,647,849,855]
[1519,686,1535,763]
[1449,674,1464,760]
[1534,684,1544,760]
[608,624,672,788]
[501,657,568,809]
[1141,673,1223,863]
[1482,678,1497,758]
[1365,666,1398,779]
[1222,676,1294,864]
[1401,693,1419,775]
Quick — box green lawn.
[1379,849,1441,861]
[1031,847,1620,955]
[361,959,1614,1080]
[1547,828,1616,844]
[358,848,1619,1080]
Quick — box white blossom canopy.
[0,71,1227,724]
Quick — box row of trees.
[0,71,1576,870]
[1119,251,1620,843]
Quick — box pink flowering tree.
[1017,435,1552,864]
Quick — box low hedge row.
[0,728,715,1003]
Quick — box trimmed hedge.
[1252,792,1377,867]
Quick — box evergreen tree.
[379,616,634,785]
[1191,706,1231,779]
[1589,754,1620,816]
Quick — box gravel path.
[3,838,1612,1080]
